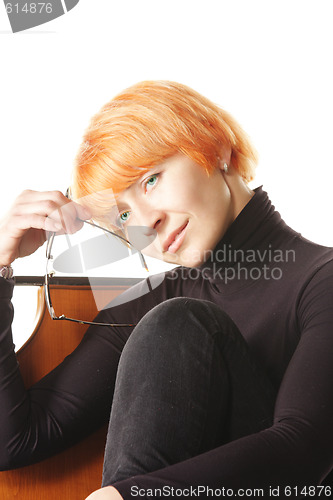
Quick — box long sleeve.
[0,276,117,468]
[0,274,171,470]
[113,261,333,498]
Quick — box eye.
[118,210,131,226]
[144,174,159,191]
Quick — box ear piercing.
[217,156,229,174]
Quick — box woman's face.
[114,154,234,267]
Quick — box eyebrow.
[111,164,163,211]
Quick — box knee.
[118,298,223,381]
[135,297,207,337]
[144,297,235,333]
[118,297,242,381]
[127,297,237,351]
[143,297,201,326]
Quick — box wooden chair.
[0,278,134,500]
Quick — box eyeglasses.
[45,218,149,327]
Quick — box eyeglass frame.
[44,217,149,328]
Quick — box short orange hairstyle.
[71,80,258,223]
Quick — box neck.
[225,169,255,222]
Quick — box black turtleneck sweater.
[0,187,333,496]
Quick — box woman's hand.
[85,486,124,500]
[0,189,91,266]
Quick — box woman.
[0,81,332,500]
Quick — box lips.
[163,221,189,254]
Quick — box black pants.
[102,297,276,486]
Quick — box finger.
[49,201,90,234]
[73,203,92,221]
[13,199,88,235]
[16,189,68,203]
[17,189,92,220]
[13,199,67,220]
[9,213,63,235]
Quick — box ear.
[216,147,232,173]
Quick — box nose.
[127,206,165,255]
[130,198,165,232]
[138,208,165,232]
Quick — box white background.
[0,0,332,348]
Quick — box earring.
[217,157,229,173]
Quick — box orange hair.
[71,81,258,223]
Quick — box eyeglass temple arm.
[78,218,149,272]
[49,314,135,327]
[65,188,148,271]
